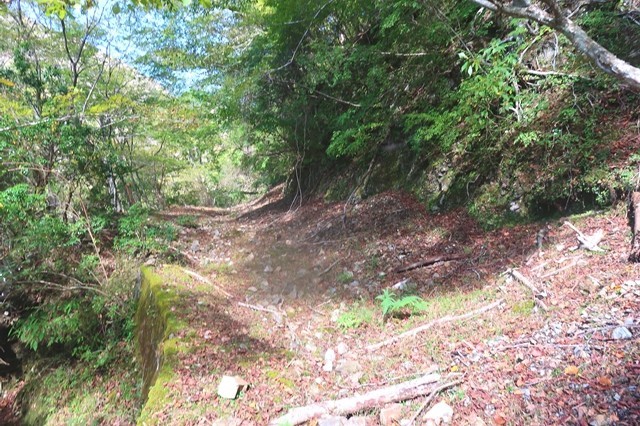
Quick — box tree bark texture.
[629,192,640,262]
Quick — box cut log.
[269,373,443,425]
[629,192,640,262]
[396,253,467,273]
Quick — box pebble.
[612,326,632,340]
[380,403,403,426]
[318,416,348,426]
[337,342,349,355]
[323,349,336,372]
[423,401,453,425]
[331,309,341,322]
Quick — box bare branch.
[469,0,640,89]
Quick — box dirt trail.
[149,191,639,425]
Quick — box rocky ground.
[144,189,638,425]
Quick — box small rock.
[336,359,362,375]
[287,286,299,299]
[323,349,336,372]
[247,287,258,292]
[589,414,610,426]
[318,416,349,426]
[246,252,255,262]
[271,311,284,325]
[217,375,249,399]
[331,309,341,322]
[190,240,200,252]
[336,342,349,355]
[348,371,364,385]
[264,265,273,273]
[309,383,321,396]
[423,401,453,425]
[612,326,632,340]
[380,403,403,426]
[346,416,371,426]
[468,414,487,426]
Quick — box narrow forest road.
[144,189,639,425]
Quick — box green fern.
[376,289,429,318]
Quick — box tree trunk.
[629,192,640,262]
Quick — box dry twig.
[396,253,467,273]
[319,258,341,276]
[238,301,282,316]
[181,268,233,299]
[506,269,549,312]
[408,379,463,425]
[367,299,504,351]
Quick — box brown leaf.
[493,413,507,425]
[564,365,579,376]
[597,376,612,387]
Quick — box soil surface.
[145,188,639,425]
[2,188,638,425]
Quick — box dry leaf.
[493,413,507,425]
[564,365,579,375]
[597,376,612,387]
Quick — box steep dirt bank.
[140,190,638,425]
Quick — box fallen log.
[367,299,503,352]
[629,192,640,262]
[396,253,467,273]
[269,373,443,425]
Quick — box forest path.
[147,190,639,425]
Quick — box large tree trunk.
[629,192,640,262]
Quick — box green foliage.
[376,288,429,319]
[336,270,354,284]
[114,203,176,256]
[336,303,374,330]
[176,215,199,228]
[11,262,138,368]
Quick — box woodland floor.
[144,188,639,425]
[2,188,639,425]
